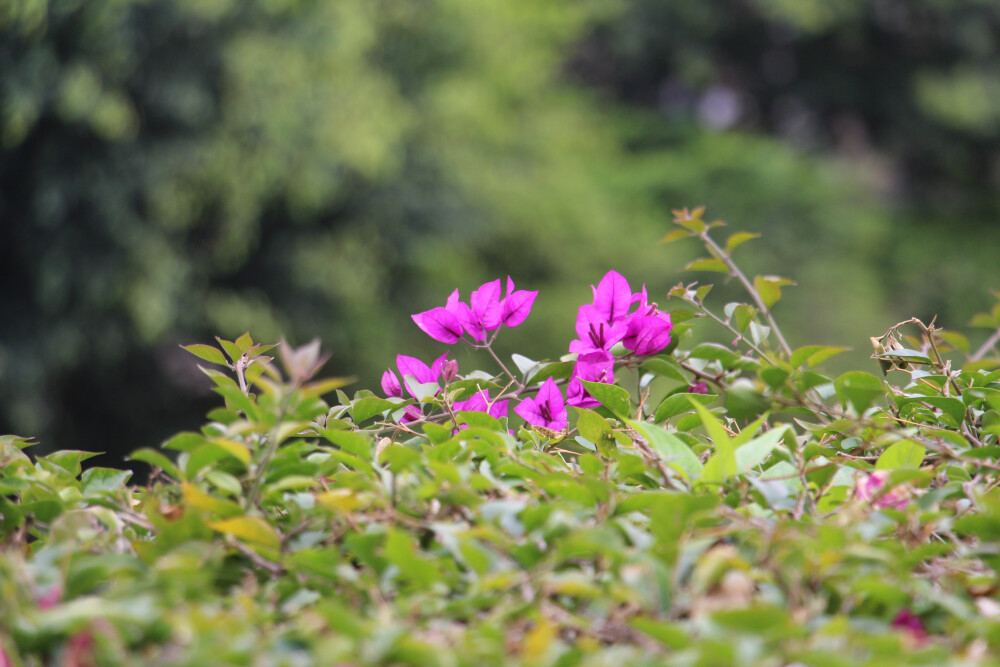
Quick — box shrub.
[3,208,1000,665]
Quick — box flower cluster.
[854,470,909,510]
[411,278,537,344]
[391,271,671,434]
[565,271,673,410]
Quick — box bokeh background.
[3,0,1000,467]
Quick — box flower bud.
[440,359,459,383]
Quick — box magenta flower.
[688,381,709,395]
[569,304,629,354]
[500,277,538,327]
[855,470,909,509]
[37,585,61,610]
[381,369,403,398]
[568,271,671,357]
[515,377,567,431]
[454,389,509,420]
[567,350,615,408]
[891,609,928,645]
[453,279,502,343]
[411,305,465,344]
[382,353,452,423]
[412,277,538,344]
[590,270,633,323]
[622,286,673,356]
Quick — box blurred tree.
[3,0,974,463]
[574,0,1000,321]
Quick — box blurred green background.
[2,0,999,465]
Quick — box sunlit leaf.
[181,344,229,366]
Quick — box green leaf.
[724,231,761,254]
[625,419,702,482]
[381,444,422,470]
[162,431,208,452]
[753,276,794,308]
[758,366,790,387]
[205,470,243,496]
[42,450,102,476]
[351,396,399,423]
[712,605,791,632]
[526,360,574,384]
[690,400,737,484]
[701,449,737,485]
[579,380,632,420]
[725,381,770,420]
[880,348,932,364]
[80,468,132,495]
[235,332,253,354]
[216,337,242,363]
[834,371,885,413]
[639,356,689,383]
[185,442,248,479]
[753,276,780,308]
[181,344,229,366]
[684,258,729,273]
[875,439,926,471]
[264,475,320,496]
[421,422,452,444]
[732,304,756,333]
[629,617,691,649]
[128,448,183,481]
[735,425,789,473]
[659,228,689,244]
[689,399,732,449]
[213,385,259,420]
[898,396,967,424]
[574,407,617,459]
[321,430,372,461]
[654,392,718,422]
[384,528,440,588]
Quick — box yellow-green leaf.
[753,276,781,308]
[182,482,243,517]
[317,488,366,513]
[181,344,228,366]
[659,228,690,244]
[207,515,280,549]
[725,232,760,254]
[210,438,251,465]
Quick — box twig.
[698,230,793,356]
[232,539,283,576]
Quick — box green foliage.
[5,219,1000,664]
